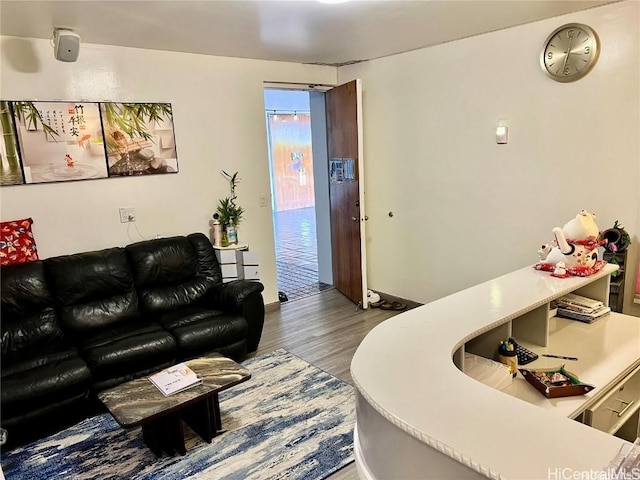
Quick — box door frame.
[355,79,368,308]
[263,81,367,306]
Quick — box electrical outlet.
[119,207,136,223]
[259,195,267,208]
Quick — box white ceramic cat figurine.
[538,210,600,269]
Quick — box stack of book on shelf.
[555,293,611,324]
[149,363,202,396]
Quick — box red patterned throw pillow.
[0,218,39,266]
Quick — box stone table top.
[97,354,251,427]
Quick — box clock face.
[540,23,600,83]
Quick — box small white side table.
[212,244,259,282]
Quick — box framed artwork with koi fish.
[10,101,108,184]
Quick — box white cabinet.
[213,245,260,283]
[216,249,240,264]
[585,365,640,440]
[214,248,242,283]
[220,263,240,280]
[241,251,260,281]
[459,264,640,439]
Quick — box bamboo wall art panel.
[12,101,108,184]
[101,103,178,176]
[0,101,23,185]
[0,101,179,186]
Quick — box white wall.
[0,36,336,306]
[340,1,640,314]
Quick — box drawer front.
[243,266,260,280]
[215,250,240,264]
[241,251,259,266]
[221,264,239,278]
[586,366,640,433]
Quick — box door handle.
[364,216,369,221]
[352,217,358,222]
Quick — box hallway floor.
[273,207,332,302]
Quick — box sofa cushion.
[1,348,91,417]
[45,248,139,333]
[76,320,177,381]
[127,236,199,286]
[157,307,247,357]
[137,278,213,313]
[1,261,66,363]
[126,233,222,313]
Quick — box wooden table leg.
[182,396,217,443]
[142,412,186,456]
[212,392,222,431]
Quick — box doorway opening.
[264,88,333,302]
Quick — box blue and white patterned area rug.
[1,349,355,480]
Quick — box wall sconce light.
[496,121,508,144]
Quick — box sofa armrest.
[207,281,265,353]
[210,280,264,311]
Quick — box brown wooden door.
[326,79,368,307]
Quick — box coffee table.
[97,353,250,457]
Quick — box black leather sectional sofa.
[1,233,265,447]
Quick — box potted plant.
[602,220,630,253]
[602,220,630,279]
[216,171,244,245]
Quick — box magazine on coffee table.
[149,363,202,396]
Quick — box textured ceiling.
[0,0,615,65]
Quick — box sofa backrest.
[45,247,139,334]
[1,261,65,362]
[126,233,222,313]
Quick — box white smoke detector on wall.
[53,29,80,62]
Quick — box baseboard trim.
[354,424,374,480]
[265,301,281,313]
[370,290,422,310]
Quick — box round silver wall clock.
[540,23,600,83]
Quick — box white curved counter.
[351,264,640,480]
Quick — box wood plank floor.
[251,288,409,480]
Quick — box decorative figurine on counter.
[551,261,569,278]
[535,210,606,277]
